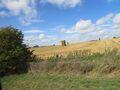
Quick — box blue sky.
[0,0,120,46]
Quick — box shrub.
[0,26,34,75]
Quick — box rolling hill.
[30,38,120,59]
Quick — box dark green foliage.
[0,26,34,75]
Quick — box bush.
[0,26,34,75]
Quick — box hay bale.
[61,40,66,46]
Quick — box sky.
[0,0,120,46]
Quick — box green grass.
[1,74,120,90]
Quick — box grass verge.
[1,73,120,90]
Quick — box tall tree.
[0,26,34,75]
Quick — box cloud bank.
[59,13,120,43]
[24,12,120,46]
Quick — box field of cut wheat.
[30,38,120,59]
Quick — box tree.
[0,26,34,75]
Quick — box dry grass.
[30,38,120,59]
[28,47,120,77]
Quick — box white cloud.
[59,13,120,44]
[60,19,94,34]
[24,34,47,46]
[24,34,60,46]
[0,0,39,25]
[0,0,82,25]
[96,13,114,25]
[113,13,120,24]
[61,13,120,35]
[19,17,44,26]
[75,20,92,30]
[23,30,44,33]
[24,34,47,42]
[112,13,120,29]
[0,0,36,16]
[39,34,47,39]
[40,0,82,8]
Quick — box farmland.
[1,38,120,90]
[31,38,120,59]
[1,0,120,89]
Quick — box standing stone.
[61,40,66,46]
